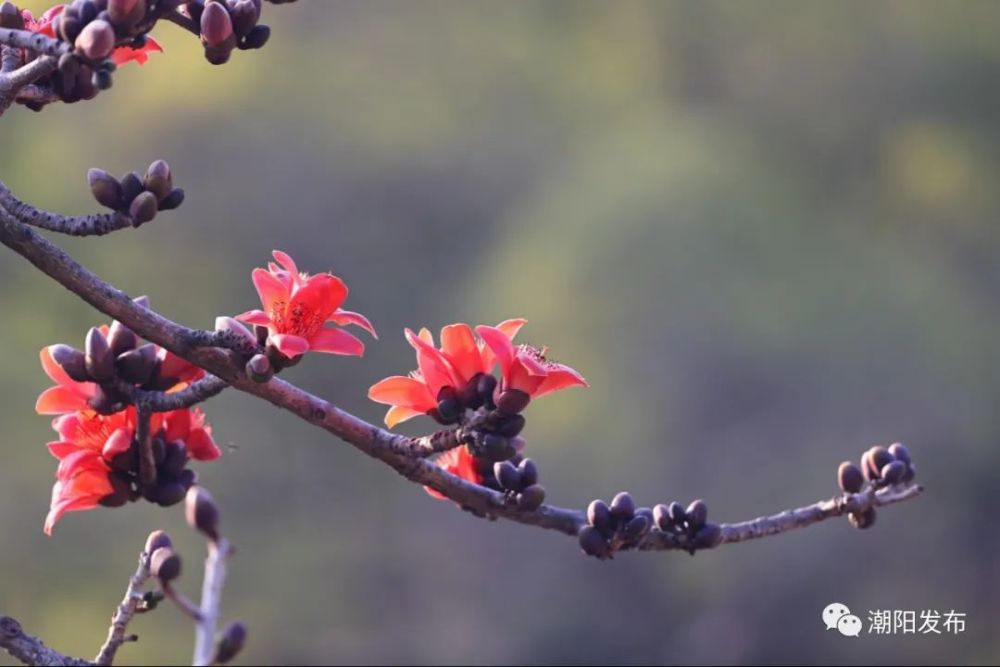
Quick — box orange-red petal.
[309,327,365,356]
[270,333,310,358]
[440,323,482,381]
[36,386,90,415]
[252,267,289,315]
[368,375,436,413]
[384,405,424,429]
[329,309,377,338]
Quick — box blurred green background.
[2,0,999,664]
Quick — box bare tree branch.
[0,616,92,667]
[192,539,232,667]
[94,551,152,666]
[0,181,135,236]
[0,28,70,58]
[0,204,923,557]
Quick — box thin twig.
[0,205,924,556]
[113,375,230,412]
[0,180,134,237]
[0,616,92,667]
[93,551,152,666]
[0,28,70,58]
[136,403,156,488]
[192,539,232,666]
[2,55,56,90]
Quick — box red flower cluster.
[37,333,218,535]
[237,250,376,361]
[24,4,163,66]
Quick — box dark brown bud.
[509,436,527,456]
[116,344,157,384]
[229,0,256,37]
[178,468,198,489]
[161,441,188,478]
[496,389,530,415]
[685,499,708,529]
[144,529,172,554]
[241,23,269,49]
[129,191,158,226]
[50,344,89,382]
[888,442,911,466]
[436,386,461,424]
[75,19,115,60]
[201,1,234,46]
[517,458,538,488]
[245,353,273,383]
[213,620,247,664]
[158,187,185,211]
[476,373,498,407]
[0,2,25,29]
[848,507,876,530]
[107,0,144,30]
[152,436,166,465]
[587,499,613,537]
[860,450,877,482]
[880,460,906,486]
[902,463,916,484]
[58,52,80,76]
[150,546,181,583]
[85,326,115,381]
[623,514,650,541]
[516,484,545,511]
[99,473,132,507]
[107,320,138,356]
[493,460,521,491]
[865,446,893,479]
[154,481,187,507]
[92,68,113,91]
[87,168,123,210]
[186,485,220,541]
[838,461,864,494]
[492,413,525,438]
[668,501,687,526]
[577,525,610,560]
[652,504,670,531]
[120,171,144,205]
[692,523,723,549]
[609,491,635,523]
[88,385,122,414]
[143,159,172,201]
[481,434,514,462]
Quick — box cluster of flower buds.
[837,442,916,529]
[88,160,184,224]
[187,0,270,65]
[147,528,182,587]
[492,456,545,511]
[578,493,722,560]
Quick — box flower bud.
[888,442,911,466]
[101,428,133,460]
[129,191,158,226]
[517,458,538,488]
[480,433,514,462]
[241,23,269,49]
[652,504,670,531]
[88,168,123,210]
[92,68,113,91]
[587,499,613,538]
[229,0,256,38]
[492,413,525,438]
[685,499,708,529]
[144,529,172,554]
[509,436,527,456]
[178,468,198,489]
[476,373,498,407]
[152,437,167,465]
[849,507,876,530]
[496,389,530,415]
[0,2,25,30]
[143,159,172,201]
[88,385,122,413]
[85,326,115,381]
[902,463,916,484]
[493,460,521,491]
[78,1,98,24]
[864,446,893,480]
[609,491,635,523]
[838,461,864,494]
[215,316,257,345]
[108,0,144,30]
[154,481,187,507]
[186,485,220,541]
[578,525,611,560]
[201,1,233,46]
[435,386,461,424]
[692,523,723,549]
[516,484,545,511]
[75,19,115,60]
[107,320,138,356]
[120,171,144,206]
[668,501,687,526]
[158,187,186,211]
[50,344,89,382]
[161,441,188,478]
[623,514,650,542]
[116,345,156,384]
[880,460,906,486]
[99,473,132,507]
[245,353,273,383]
[213,621,247,665]
[150,546,181,583]
[635,506,654,524]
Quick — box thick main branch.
[0,206,923,555]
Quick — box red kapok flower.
[367,319,525,428]
[23,5,163,66]
[35,345,97,415]
[424,446,483,500]
[476,324,588,408]
[43,406,220,534]
[237,250,376,361]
